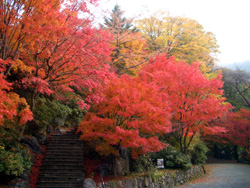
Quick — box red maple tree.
[218,109,250,147]
[0,61,33,126]
[139,55,232,153]
[78,74,172,158]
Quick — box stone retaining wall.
[96,165,205,188]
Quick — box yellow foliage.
[12,59,34,74]
[135,12,220,74]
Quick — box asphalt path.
[177,162,250,188]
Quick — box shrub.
[151,145,192,170]
[33,97,72,127]
[191,141,208,164]
[32,97,85,131]
[0,144,32,176]
[130,154,156,173]
[0,126,33,176]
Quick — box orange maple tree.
[1,0,113,111]
[78,74,172,158]
[0,61,32,126]
[139,55,232,153]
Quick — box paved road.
[178,163,250,188]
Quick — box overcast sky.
[94,0,250,67]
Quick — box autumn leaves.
[0,1,233,159]
[78,56,231,157]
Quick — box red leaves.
[29,146,47,188]
[139,55,231,136]
[225,109,250,147]
[22,77,53,96]
[78,55,232,156]
[78,74,172,158]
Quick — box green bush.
[34,97,72,127]
[130,154,156,173]
[151,145,192,170]
[191,141,208,164]
[0,144,32,176]
[0,126,32,176]
[240,150,250,162]
[33,97,84,130]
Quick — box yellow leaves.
[12,59,34,74]
[136,12,219,69]
[110,31,148,75]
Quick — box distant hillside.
[221,60,250,72]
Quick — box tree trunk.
[112,148,129,176]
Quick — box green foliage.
[130,154,156,173]
[210,143,237,160]
[34,97,72,126]
[0,126,32,176]
[32,97,84,133]
[0,125,20,150]
[0,144,32,176]
[151,145,192,170]
[223,83,248,111]
[240,149,250,162]
[191,141,208,164]
[66,98,85,126]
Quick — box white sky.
[94,0,250,66]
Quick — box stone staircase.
[36,128,84,188]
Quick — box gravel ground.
[177,163,250,188]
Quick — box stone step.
[39,171,83,177]
[40,165,83,170]
[50,134,79,137]
[47,142,82,146]
[50,136,79,141]
[43,158,83,162]
[44,155,84,159]
[36,128,85,188]
[38,175,84,181]
[48,141,82,145]
[46,149,83,153]
[46,147,83,153]
[45,149,83,154]
[39,170,84,177]
[37,179,83,184]
[42,161,84,166]
[44,154,84,158]
[44,152,83,157]
[46,145,83,150]
[49,139,80,142]
[36,185,81,188]
[36,181,82,188]
[49,139,81,143]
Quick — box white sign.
[157,159,164,169]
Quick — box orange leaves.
[0,79,33,126]
[18,108,33,125]
[12,59,34,75]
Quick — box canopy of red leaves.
[78,74,172,158]
[139,56,231,136]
